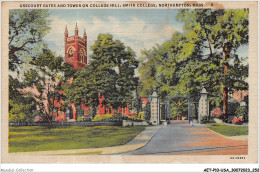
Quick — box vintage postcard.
[1,0,259,167]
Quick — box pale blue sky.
[45,9,184,58]
[44,9,248,60]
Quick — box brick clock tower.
[65,23,87,69]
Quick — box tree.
[9,9,52,122]
[90,34,139,109]
[138,9,248,120]
[63,34,139,114]
[9,77,36,123]
[177,9,249,119]
[9,9,51,71]
[62,65,101,115]
[138,32,200,100]
[9,100,36,123]
[21,49,64,125]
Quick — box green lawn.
[9,126,145,152]
[207,123,248,136]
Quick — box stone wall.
[122,120,149,127]
[9,121,122,127]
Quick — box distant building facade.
[232,90,248,103]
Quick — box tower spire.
[83,28,87,41]
[75,23,78,35]
[75,23,78,31]
[65,25,68,35]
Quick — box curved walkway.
[123,120,248,155]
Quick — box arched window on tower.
[79,49,84,63]
[68,48,74,59]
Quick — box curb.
[102,125,161,155]
[208,129,248,141]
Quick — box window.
[79,49,84,63]
[68,48,74,59]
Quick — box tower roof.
[200,87,208,94]
[75,23,78,31]
[65,25,68,34]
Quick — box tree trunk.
[223,86,228,120]
[223,50,229,121]
[208,38,213,55]
[47,114,52,127]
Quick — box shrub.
[208,118,216,123]
[129,112,145,121]
[143,105,151,121]
[128,113,135,117]
[91,113,144,122]
[232,116,244,125]
[228,102,240,116]
[110,114,130,121]
[92,114,114,121]
[200,116,209,124]
[33,116,43,123]
[82,116,92,122]
[235,106,248,122]
[76,116,83,122]
[56,117,64,121]
[134,112,144,120]
[211,108,223,118]
[227,115,237,123]
[200,116,215,124]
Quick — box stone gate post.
[149,89,160,125]
[198,85,209,123]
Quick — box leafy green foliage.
[21,49,65,125]
[61,63,77,81]
[129,112,145,121]
[9,100,35,122]
[9,10,54,124]
[200,116,209,124]
[9,9,51,71]
[63,34,139,111]
[111,114,132,121]
[235,106,248,121]
[138,9,248,119]
[170,100,188,119]
[92,114,115,121]
[76,116,83,122]
[62,65,100,113]
[9,76,37,123]
[200,116,215,124]
[143,103,151,121]
[177,9,248,117]
[91,114,132,122]
[228,102,240,116]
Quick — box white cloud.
[44,15,180,59]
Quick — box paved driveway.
[123,120,247,155]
